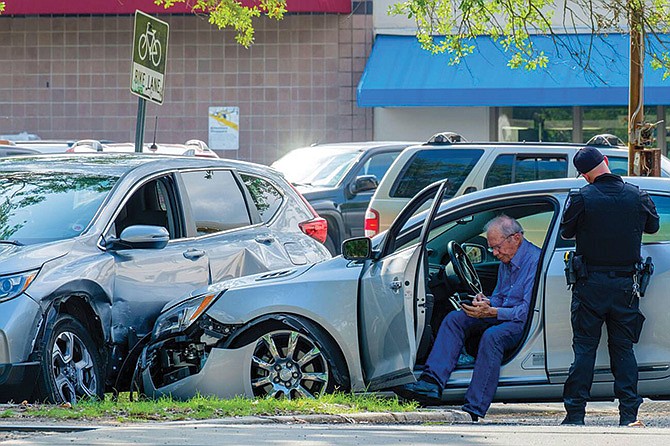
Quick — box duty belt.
[587,265,637,273]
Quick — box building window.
[582,106,654,144]
[498,107,573,142]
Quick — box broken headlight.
[152,293,217,340]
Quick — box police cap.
[574,146,605,174]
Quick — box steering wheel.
[446,241,482,295]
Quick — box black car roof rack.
[585,133,625,147]
[425,132,467,145]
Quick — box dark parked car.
[272,141,418,254]
[0,154,330,404]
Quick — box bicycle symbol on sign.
[138,23,162,67]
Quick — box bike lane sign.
[131,10,169,104]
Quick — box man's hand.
[472,293,490,306]
[462,293,497,319]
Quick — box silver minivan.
[0,154,330,404]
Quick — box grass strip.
[8,392,418,423]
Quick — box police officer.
[560,146,659,426]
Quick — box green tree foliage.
[0,3,5,14]
[389,0,670,78]
[156,0,287,47]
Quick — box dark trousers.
[422,310,523,417]
[563,272,645,421]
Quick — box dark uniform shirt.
[561,173,659,241]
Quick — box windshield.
[0,171,118,245]
[272,148,360,187]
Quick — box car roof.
[0,145,40,156]
[0,153,272,178]
[444,176,670,210]
[70,140,219,158]
[404,140,629,152]
[290,141,419,153]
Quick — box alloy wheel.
[50,330,99,404]
[250,330,329,399]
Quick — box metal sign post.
[130,10,169,152]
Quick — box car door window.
[643,194,670,243]
[181,170,251,235]
[424,203,555,264]
[485,154,568,189]
[357,152,399,182]
[239,173,284,223]
[114,176,181,239]
[391,149,484,199]
[607,156,629,176]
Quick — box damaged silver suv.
[0,154,330,404]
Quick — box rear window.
[240,174,284,223]
[390,149,484,199]
[485,154,568,188]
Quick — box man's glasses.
[487,233,517,253]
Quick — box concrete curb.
[0,409,469,432]
[169,409,470,425]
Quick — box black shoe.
[462,407,480,422]
[394,379,442,405]
[561,416,585,426]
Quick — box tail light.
[288,182,329,244]
[364,208,379,237]
[299,217,328,244]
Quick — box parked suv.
[0,154,330,404]
[365,132,670,236]
[272,141,418,254]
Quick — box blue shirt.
[489,238,541,323]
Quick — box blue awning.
[357,34,670,107]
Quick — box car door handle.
[183,248,206,260]
[390,279,402,291]
[255,235,275,244]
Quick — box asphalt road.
[2,400,670,445]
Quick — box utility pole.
[628,2,661,176]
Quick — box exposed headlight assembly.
[152,293,218,340]
[0,270,39,302]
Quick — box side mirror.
[462,243,486,264]
[349,175,378,196]
[342,237,372,261]
[110,225,169,250]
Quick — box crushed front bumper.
[139,340,256,401]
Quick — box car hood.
[0,239,75,274]
[161,255,355,312]
[294,184,338,199]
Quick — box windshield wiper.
[0,239,24,246]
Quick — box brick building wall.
[0,8,373,164]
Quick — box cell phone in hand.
[460,295,475,306]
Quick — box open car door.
[358,181,449,390]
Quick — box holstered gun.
[564,251,587,289]
[636,257,654,297]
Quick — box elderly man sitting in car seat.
[396,215,541,422]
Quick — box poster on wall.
[208,106,240,151]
